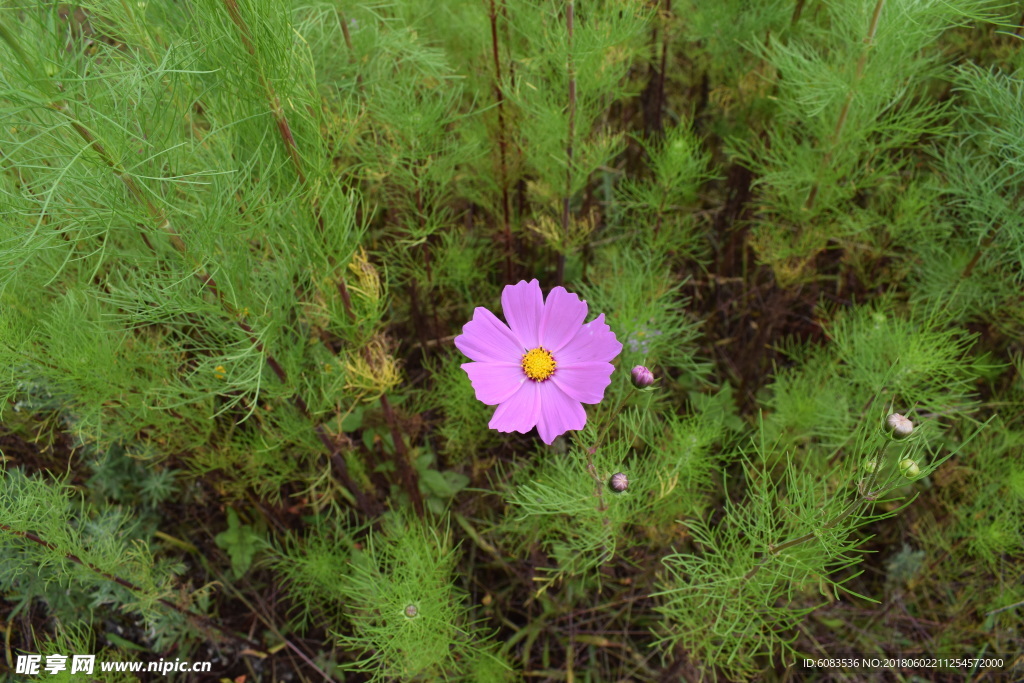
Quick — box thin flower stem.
[791,0,806,25]
[581,445,613,568]
[652,180,670,239]
[577,381,655,540]
[960,230,996,279]
[579,388,653,570]
[589,384,655,457]
[804,0,885,211]
[489,0,514,282]
[584,448,608,511]
[652,0,671,135]
[559,0,576,287]
[338,8,354,54]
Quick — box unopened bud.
[667,136,692,164]
[899,459,920,479]
[404,604,418,618]
[631,365,654,389]
[886,413,913,439]
[609,472,629,493]
[862,457,880,473]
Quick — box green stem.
[804,0,885,211]
[742,440,891,581]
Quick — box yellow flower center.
[521,347,556,382]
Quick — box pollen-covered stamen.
[521,347,557,381]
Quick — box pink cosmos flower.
[454,279,622,444]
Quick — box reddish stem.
[0,523,258,647]
[490,0,514,282]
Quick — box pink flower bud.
[631,365,654,389]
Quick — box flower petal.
[462,362,526,405]
[536,383,587,444]
[489,381,542,434]
[557,313,623,364]
[551,361,614,404]
[455,306,525,363]
[539,286,588,353]
[501,279,543,349]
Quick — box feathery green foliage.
[333,512,508,681]
[1,0,1022,681]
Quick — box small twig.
[985,599,1024,617]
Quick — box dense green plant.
[0,467,209,654]
[1,0,1022,681]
